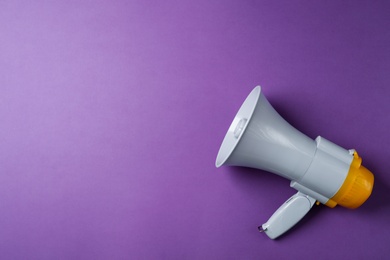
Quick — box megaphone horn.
[215,86,374,239]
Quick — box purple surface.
[0,1,389,259]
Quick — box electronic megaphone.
[216,86,374,239]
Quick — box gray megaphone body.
[216,86,374,239]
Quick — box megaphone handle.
[259,192,316,239]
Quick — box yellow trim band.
[325,152,374,209]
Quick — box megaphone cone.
[216,86,374,239]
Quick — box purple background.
[0,1,389,259]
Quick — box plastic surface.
[261,192,316,239]
[215,86,260,167]
[216,86,317,180]
[291,136,353,203]
[327,152,374,208]
[215,86,375,239]
[215,86,354,204]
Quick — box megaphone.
[216,86,374,239]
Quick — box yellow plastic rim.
[325,152,374,209]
